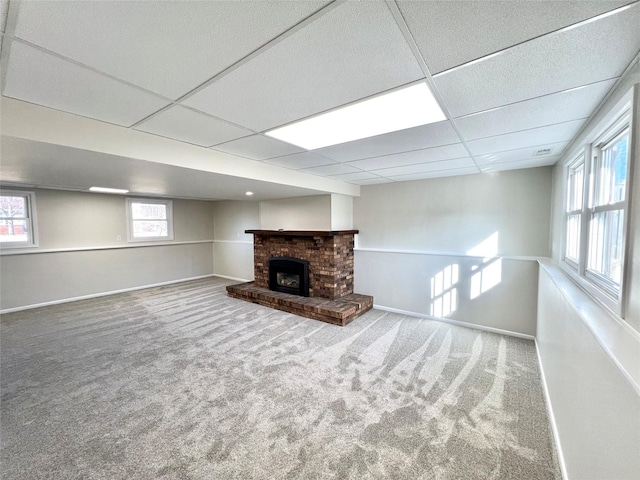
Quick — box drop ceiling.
[1,0,639,199]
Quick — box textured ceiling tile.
[480,157,559,172]
[397,0,634,74]
[372,157,476,176]
[389,167,480,182]
[433,3,640,117]
[327,171,381,182]
[474,143,567,166]
[346,144,469,171]
[356,177,394,185]
[455,80,615,141]
[134,106,253,147]
[264,152,336,170]
[466,120,583,156]
[314,121,460,162]
[183,1,425,131]
[2,41,169,127]
[300,163,362,176]
[1,0,8,32]
[210,134,304,160]
[11,0,329,99]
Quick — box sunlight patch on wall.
[468,232,502,300]
[466,231,499,259]
[470,258,502,299]
[431,263,459,317]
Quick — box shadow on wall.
[430,232,502,318]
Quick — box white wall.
[537,263,640,479]
[212,200,259,281]
[0,189,215,311]
[259,195,331,230]
[541,58,640,478]
[353,167,552,336]
[330,193,353,230]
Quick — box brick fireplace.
[226,230,373,326]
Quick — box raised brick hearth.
[226,230,373,326]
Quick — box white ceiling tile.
[353,177,393,185]
[313,121,460,162]
[480,157,559,173]
[264,152,336,170]
[2,41,169,127]
[183,1,425,131]
[389,167,480,182]
[466,121,583,156]
[475,143,567,166]
[1,0,8,32]
[397,0,634,74]
[346,144,469,171]
[134,106,253,147]
[11,0,329,99]
[433,3,640,117]
[327,171,381,182]
[300,163,362,176]
[455,80,615,141]
[372,157,476,177]
[210,134,304,160]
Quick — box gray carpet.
[1,277,560,479]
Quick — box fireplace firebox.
[269,257,309,297]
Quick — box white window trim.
[126,197,174,243]
[561,104,633,318]
[0,190,39,249]
[563,152,585,270]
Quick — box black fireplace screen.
[269,257,310,297]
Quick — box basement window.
[126,198,174,242]
[0,190,38,248]
[562,107,632,315]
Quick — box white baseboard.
[212,274,251,283]
[372,304,535,340]
[0,274,217,314]
[535,340,568,480]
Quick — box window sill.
[540,258,640,395]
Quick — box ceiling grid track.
[385,0,482,173]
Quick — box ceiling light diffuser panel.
[265,83,446,150]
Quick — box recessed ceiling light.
[245,191,254,196]
[265,82,446,150]
[89,186,130,194]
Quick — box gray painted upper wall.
[354,167,552,257]
[212,200,259,242]
[3,188,214,250]
[259,195,331,231]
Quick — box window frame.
[561,107,632,316]
[564,153,585,269]
[0,190,39,249]
[126,197,174,243]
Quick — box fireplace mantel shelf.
[245,229,359,237]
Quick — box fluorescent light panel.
[89,186,129,194]
[265,83,446,150]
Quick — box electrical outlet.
[116,235,122,241]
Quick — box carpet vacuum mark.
[1,277,560,479]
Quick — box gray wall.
[259,195,331,230]
[212,200,259,281]
[353,167,552,336]
[0,189,214,311]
